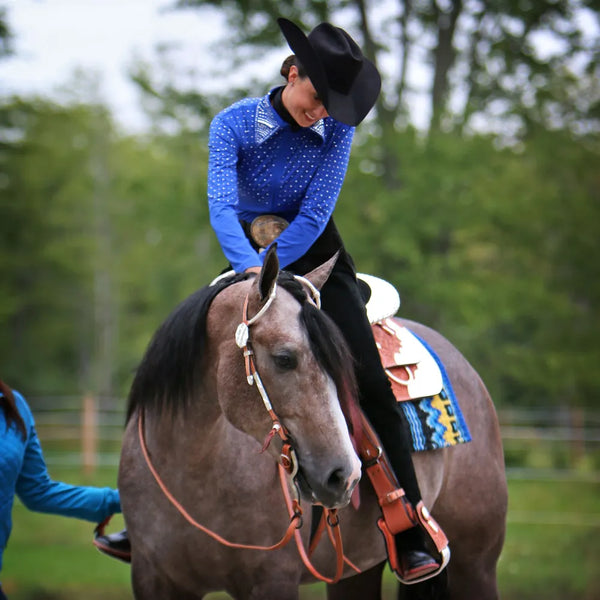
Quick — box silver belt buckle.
[250,215,289,248]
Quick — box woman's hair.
[0,379,27,439]
[280,54,307,80]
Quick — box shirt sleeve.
[208,112,262,272]
[267,125,354,269]
[14,395,121,522]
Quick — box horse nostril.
[326,467,348,493]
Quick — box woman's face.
[282,66,329,127]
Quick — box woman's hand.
[245,266,262,275]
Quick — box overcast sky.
[2,1,598,134]
[0,0,428,131]
[0,0,231,130]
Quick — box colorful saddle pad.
[372,317,472,452]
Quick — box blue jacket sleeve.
[14,395,120,522]
[208,112,262,272]
[269,125,354,269]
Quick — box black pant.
[243,218,425,551]
[0,583,7,600]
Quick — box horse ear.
[303,250,340,290]
[258,244,280,301]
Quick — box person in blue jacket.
[0,380,120,599]
[206,17,442,581]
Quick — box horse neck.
[140,383,273,499]
[144,280,277,463]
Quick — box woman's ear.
[287,64,299,84]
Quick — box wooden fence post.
[570,407,585,468]
[82,394,98,475]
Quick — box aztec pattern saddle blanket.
[372,317,472,452]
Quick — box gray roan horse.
[118,246,507,600]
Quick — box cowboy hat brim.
[277,18,381,126]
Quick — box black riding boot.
[357,373,439,578]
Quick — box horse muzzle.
[295,457,361,509]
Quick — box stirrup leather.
[357,414,450,584]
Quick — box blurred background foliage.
[0,0,599,412]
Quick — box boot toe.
[400,550,439,581]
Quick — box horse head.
[207,247,362,509]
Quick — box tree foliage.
[0,98,222,396]
[1,95,598,407]
[0,7,12,58]
[172,0,599,140]
[0,2,598,410]
[339,127,600,406]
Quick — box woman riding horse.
[206,18,443,581]
[97,16,446,582]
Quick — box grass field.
[2,467,599,599]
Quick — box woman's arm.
[14,394,120,522]
[208,112,263,273]
[268,124,354,269]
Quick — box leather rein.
[137,276,360,583]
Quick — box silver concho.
[235,323,249,348]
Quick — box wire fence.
[29,396,600,483]
[27,396,600,528]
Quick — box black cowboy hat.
[277,18,381,126]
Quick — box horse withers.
[118,247,507,600]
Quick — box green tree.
[337,127,600,407]
[171,0,599,138]
[0,96,222,396]
[1,2,598,412]
[0,6,12,58]
[0,99,117,393]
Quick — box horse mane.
[126,270,361,435]
[125,272,249,423]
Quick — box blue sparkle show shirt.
[208,91,354,272]
[0,391,120,573]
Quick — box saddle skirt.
[372,318,444,402]
[358,273,443,400]
[358,273,472,452]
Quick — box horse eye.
[272,350,298,371]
